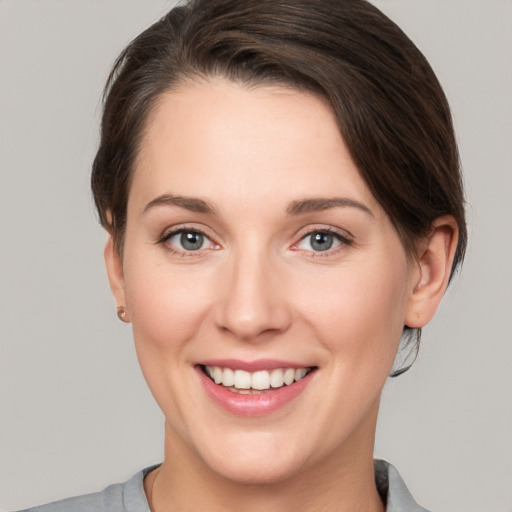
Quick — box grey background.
[1,1,511,511]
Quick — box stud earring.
[116,305,130,323]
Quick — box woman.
[17,0,466,510]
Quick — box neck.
[145,411,384,512]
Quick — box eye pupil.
[180,231,204,250]
[311,232,333,251]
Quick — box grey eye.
[166,230,209,251]
[180,231,205,250]
[309,232,334,251]
[296,231,344,253]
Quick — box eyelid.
[156,223,352,256]
[290,225,353,255]
[157,224,221,254]
[293,224,353,242]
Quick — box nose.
[214,249,292,342]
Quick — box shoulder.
[16,484,121,512]
[14,466,158,512]
[374,459,431,512]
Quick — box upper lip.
[196,359,313,372]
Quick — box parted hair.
[91,0,466,375]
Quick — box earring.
[116,305,130,323]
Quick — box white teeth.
[234,369,251,389]
[270,368,284,388]
[212,366,223,384]
[223,367,235,387]
[251,370,270,390]
[204,365,311,391]
[295,368,307,381]
[283,368,295,385]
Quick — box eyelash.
[157,227,217,257]
[156,226,353,257]
[292,228,353,258]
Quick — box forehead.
[130,79,380,215]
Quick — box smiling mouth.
[200,365,316,394]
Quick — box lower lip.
[196,366,313,417]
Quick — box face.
[109,79,422,484]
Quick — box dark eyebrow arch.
[287,197,374,216]
[143,194,217,215]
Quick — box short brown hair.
[91,0,467,374]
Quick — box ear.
[104,234,130,322]
[404,216,459,328]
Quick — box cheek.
[298,258,410,367]
[120,251,219,424]
[122,252,216,357]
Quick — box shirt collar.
[126,461,430,511]
[374,459,430,512]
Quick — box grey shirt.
[17,460,429,512]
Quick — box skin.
[105,79,458,512]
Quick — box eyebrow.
[142,194,373,217]
[143,194,217,215]
[287,197,374,216]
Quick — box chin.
[203,449,307,485]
